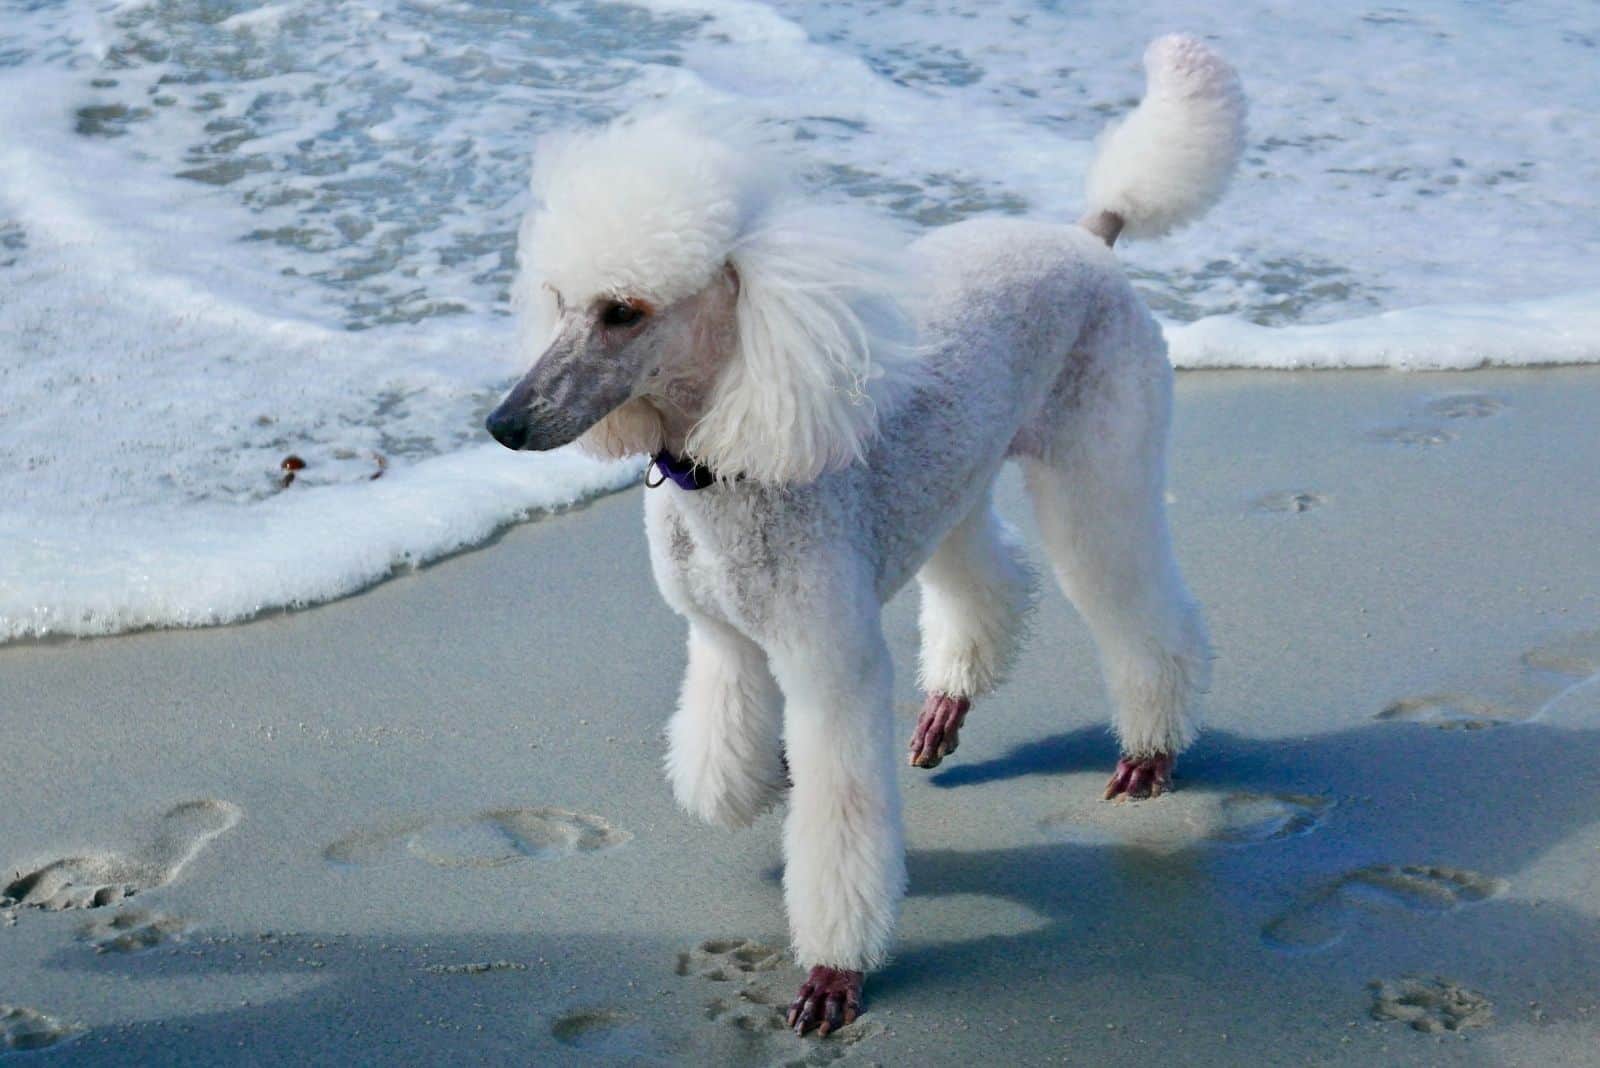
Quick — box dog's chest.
[645,489,807,635]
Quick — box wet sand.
[3,368,1598,1066]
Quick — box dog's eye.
[601,301,644,328]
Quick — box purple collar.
[647,450,720,491]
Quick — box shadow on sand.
[31,718,1600,1065]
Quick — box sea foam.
[2,0,1596,641]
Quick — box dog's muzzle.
[486,330,637,452]
[484,350,589,451]
[483,396,585,452]
[484,402,532,450]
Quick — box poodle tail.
[1079,34,1246,247]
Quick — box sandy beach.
[3,367,1599,1066]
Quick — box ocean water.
[2,0,1597,641]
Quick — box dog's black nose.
[485,406,528,451]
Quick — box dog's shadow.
[926,723,1114,788]
[885,716,1600,1015]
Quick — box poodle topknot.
[515,110,921,484]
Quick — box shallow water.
[1,0,1597,640]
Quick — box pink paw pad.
[908,693,970,769]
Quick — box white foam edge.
[0,446,641,643]
[1166,287,1600,370]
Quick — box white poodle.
[486,35,1245,1037]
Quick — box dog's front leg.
[767,614,904,1037]
[665,614,786,829]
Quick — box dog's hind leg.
[664,614,787,829]
[1019,337,1211,800]
[908,488,1036,769]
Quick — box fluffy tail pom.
[1081,34,1246,243]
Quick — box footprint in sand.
[550,1008,681,1062]
[1208,793,1333,844]
[1039,790,1332,852]
[1368,393,1504,448]
[1367,424,1456,447]
[1425,393,1505,420]
[324,806,629,869]
[549,940,880,1066]
[1253,490,1327,514]
[1369,976,1493,1033]
[677,937,788,983]
[682,938,791,1041]
[1522,629,1600,681]
[543,942,787,1065]
[2,800,240,912]
[1377,693,1527,730]
[678,938,883,1065]
[1,1004,79,1053]
[1379,629,1600,731]
[1264,864,1505,951]
[77,909,192,954]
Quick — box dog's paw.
[1104,752,1173,800]
[786,966,863,1037]
[908,693,970,769]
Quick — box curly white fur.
[518,111,753,320]
[1085,34,1247,239]
[665,618,787,829]
[915,496,1038,698]
[491,36,1242,977]
[516,111,919,482]
[689,203,920,483]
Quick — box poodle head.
[487,109,919,483]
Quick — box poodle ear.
[685,203,918,484]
